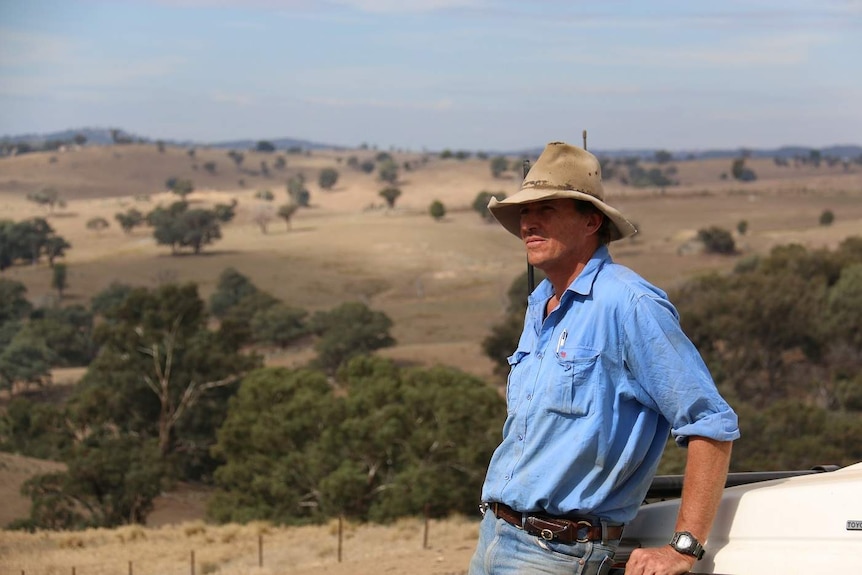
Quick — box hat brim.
[488,188,637,242]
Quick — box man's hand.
[624,545,695,575]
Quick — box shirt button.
[536,352,543,359]
[518,434,524,441]
[504,475,510,480]
[526,394,532,400]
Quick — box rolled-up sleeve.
[622,293,741,446]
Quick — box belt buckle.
[575,520,592,543]
[540,528,554,541]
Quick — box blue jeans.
[468,510,618,575]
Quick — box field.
[1,143,861,573]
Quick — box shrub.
[820,210,835,226]
[697,226,736,255]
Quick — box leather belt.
[488,502,624,544]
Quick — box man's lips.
[524,235,545,247]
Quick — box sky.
[1,0,861,152]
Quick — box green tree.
[20,305,95,366]
[18,433,165,530]
[429,200,446,221]
[26,188,62,212]
[0,278,33,324]
[86,217,110,234]
[287,175,310,206]
[824,263,862,349]
[820,209,835,226]
[167,178,194,199]
[209,357,505,524]
[91,282,134,316]
[75,283,260,469]
[490,156,509,178]
[697,226,736,254]
[309,302,395,373]
[115,208,145,234]
[51,262,67,299]
[472,191,506,222]
[277,203,300,230]
[256,140,276,153]
[0,334,55,395]
[318,167,339,190]
[378,159,399,184]
[378,187,401,209]
[148,202,222,254]
[731,157,757,181]
[250,304,308,349]
[737,220,749,235]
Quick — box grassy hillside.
[1,143,861,542]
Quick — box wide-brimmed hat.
[488,141,636,241]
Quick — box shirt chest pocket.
[547,347,600,417]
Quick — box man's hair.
[573,200,611,245]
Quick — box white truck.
[610,462,862,574]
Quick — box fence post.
[190,550,195,575]
[338,516,343,563]
[423,503,431,549]
[129,561,133,575]
[258,534,263,567]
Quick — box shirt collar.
[528,245,612,304]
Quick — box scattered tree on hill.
[490,156,509,178]
[203,161,217,175]
[378,159,399,184]
[697,226,736,255]
[51,263,67,299]
[255,189,274,201]
[115,208,145,234]
[308,302,395,373]
[287,174,310,206]
[0,217,69,267]
[472,191,506,222]
[256,140,276,153]
[429,200,446,221]
[213,200,237,223]
[277,203,300,230]
[165,177,194,199]
[252,204,274,234]
[731,157,757,181]
[737,220,749,236]
[86,217,110,234]
[319,167,339,190]
[820,209,835,226]
[26,188,62,212]
[227,150,244,170]
[378,187,401,209]
[654,150,673,164]
[147,201,222,254]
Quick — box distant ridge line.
[1,127,860,161]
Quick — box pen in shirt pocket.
[556,329,568,356]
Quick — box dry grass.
[1,145,861,572]
[0,515,479,575]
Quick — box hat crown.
[522,142,604,201]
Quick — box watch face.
[677,533,693,549]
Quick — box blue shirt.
[480,246,740,524]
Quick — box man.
[469,142,739,575]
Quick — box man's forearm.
[675,436,733,542]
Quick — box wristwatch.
[669,531,705,560]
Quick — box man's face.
[519,199,599,274]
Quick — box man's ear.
[585,211,604,234]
